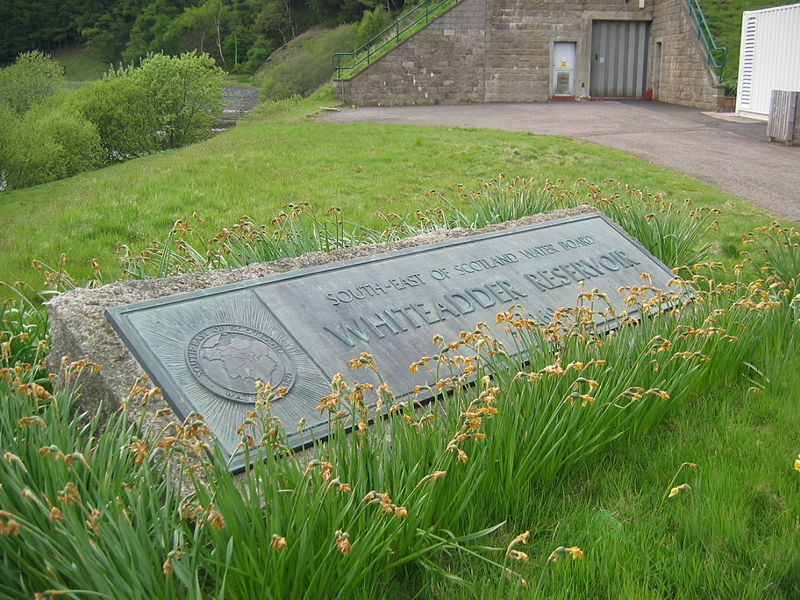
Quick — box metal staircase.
[333,0,462,79]
[687,0,727,80]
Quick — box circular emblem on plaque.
[185,325,296,403]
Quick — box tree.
[122,0,193,64]
[163,0,232,65]
[0,51,64,115]
[254,0,296,45]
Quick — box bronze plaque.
[106,212,678,470]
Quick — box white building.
[736,2,800,120]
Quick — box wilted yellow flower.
[565,546,584,560]
[129,440,149,465]
[506,530,530,554]
[3,452,26,472]
[547,545,585,562]
[668,483,692,498]
[334,530,351,555]
[328,478,353,494]
[271,534,287,551]
[418,471,447,485]
[0,518,22,536]
[207,509,225,530]
[507,549,529,562]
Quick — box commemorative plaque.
[106,212,679,470]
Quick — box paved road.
[317,101,800,223]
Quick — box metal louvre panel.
[591,21,649,97]
[737,4,800,119]
[738,15,758,108]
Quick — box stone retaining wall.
[650,0,725,109]
[334,0,723,110]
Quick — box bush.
[66,77,161,161]
[121,51,225,149]
[0,51,224,190]
[0,51,64,115]
[354,5,392,49]
[0,105,102,190]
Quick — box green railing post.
[686,0,726,78]
[333,0,459,79]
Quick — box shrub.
[0,51,223,189]
[120,51,225,149]
[0,105,102,190]
[66,77,161,161]
[354,5,392,49]
[0,50,64,115]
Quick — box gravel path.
[317,101,800,224]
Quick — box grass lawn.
[53,46,110,84]
[0,90,778,293]
[1,90,798,600]
[422,371,800,599]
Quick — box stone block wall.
[335,0,723,111]
[335,0,488,106]
[650,0,724,110]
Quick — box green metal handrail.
[687,0,727,78]
[333,0,460,79]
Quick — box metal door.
[552,42,577,96]
[590,21,649,97]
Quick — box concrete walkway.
[317,101,800,224]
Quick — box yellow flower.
[668,483,692,498]
[794,456,800,472]
[547,545,585,562]
[565,546,585,560]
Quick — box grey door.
[590,21,649,97]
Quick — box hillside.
[699,0,791,85]
[256,24,356,100]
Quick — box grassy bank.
[0,91,776,293]
[1,90,799,598]
[2,222,799,599]
[53,46,110,84]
